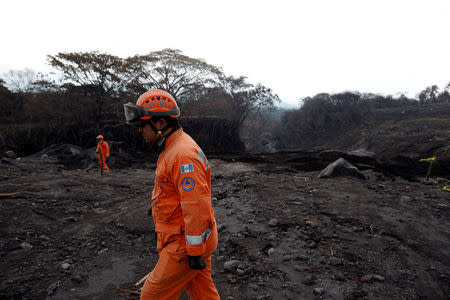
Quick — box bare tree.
[1,69,38,93]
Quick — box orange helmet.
[123,90,180,124]
[97,135,104,139]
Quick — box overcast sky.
[1,0,449,105]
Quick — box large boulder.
[30,144,91,169]
[318,157,366,179]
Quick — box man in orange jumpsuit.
[123,90,219,299]
[96,135,110,171]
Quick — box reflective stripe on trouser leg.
[140,247,219,300]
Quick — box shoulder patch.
[198,148,210,169]
[181,177,195,191]
[180,163,194,174]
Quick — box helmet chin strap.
[147,119,181,153]
[148,121,172,151]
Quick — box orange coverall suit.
[96,141,110,170]
[140,128,219,300]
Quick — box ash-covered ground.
[0,151,449,300]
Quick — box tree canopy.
[128,49,223,102]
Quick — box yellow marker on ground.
[419,156,437,181]
[419,156,436,162]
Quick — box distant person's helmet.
[123,90,180,124]
[97,135,104,140]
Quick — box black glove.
[188,255,206,270]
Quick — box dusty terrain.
[1,151,449,300]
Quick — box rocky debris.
[224,260,241,272]
[334,272,346,281]
[1,157,11,164]
[29,144,92,169]
[347,149,375,157]
[301,274,316,286]
[5,150,17,159]
[400,195,412,204]
[360,275,372,282]
[318,157,366,179]
[71,274,82,283]
[260,133,280,153]
[313,287,325,295]
[268,218,278,227]
[373,275,385,282]
[20,242,33,250]
[1,152,449,299]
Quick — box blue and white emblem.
[181,177,195,191]
[180,163,194,174]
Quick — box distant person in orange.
[95,135,110,171]
[123,90,219,300]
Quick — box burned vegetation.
[1,51,450,299]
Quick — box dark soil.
[1,151,449,299]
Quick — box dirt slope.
[1,155,449,299]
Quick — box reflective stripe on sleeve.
[198,149,210,169]
[185,228,212,245]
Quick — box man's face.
[139,122,158,145]
[98,139,103,143]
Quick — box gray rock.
[69,147,81,155]
[224,260,241,272]
[65,216,78,222]
[267,248,276,256]
[329,257,343,266]
[400,195,412,204]
[334,272,346,281]
[296,255,308,261]
[5,150,17,159]
[318,158,366,180]
[373,275,385,282]
[40,154,49,162]
[20,242,33,250]
[268,218,278,227]
[282,254,292,262]
[40,235,50,241]
[313,288,325,295]
[348,149,375,157]
[302,274,316,286]
[93,208,106,214]
[236,268,247,275]
[61,263,71,269]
